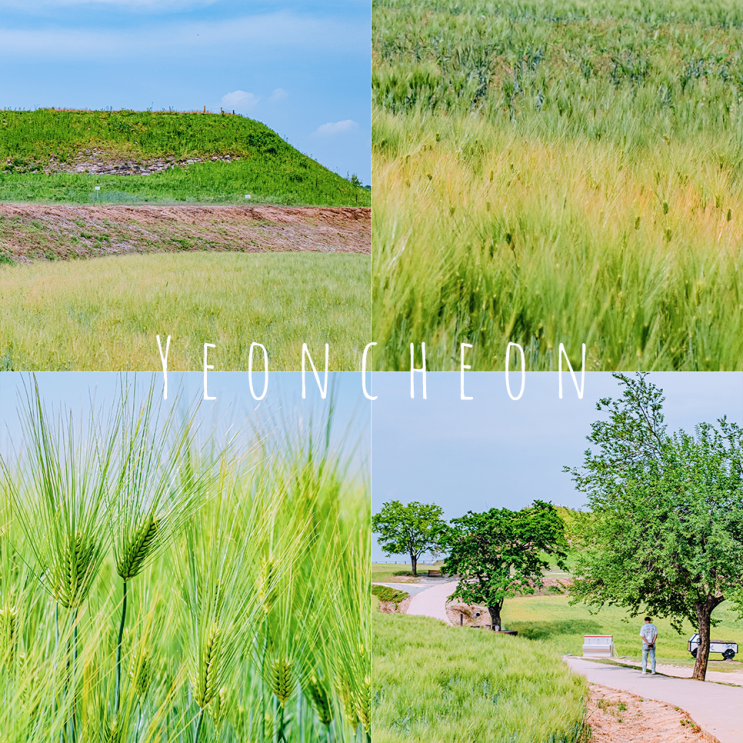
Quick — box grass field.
[0,110,369,207]
[0,382,371,742]
[372,0,743,370]
[501,595,743,664]
[372,563,422,582]
[0,253,370,370]
[372,598,587,743]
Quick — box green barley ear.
[129,647,152,697]
[208,686,229,735]
[51,530,99,608]
[269,656,295,708]
[305,674,333,726]
[116,515,158,581]
[258,556,276,613]
[338,677,359,728]
[194,623,222,708]
[355,675,371,733]
[0,604,17,665]
[105,716,123,743]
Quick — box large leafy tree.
[443,501,567,629]
[566,373,743,681]
[372,500,446,576]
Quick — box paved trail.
[406,581,459,623]
[566,657,742,743]
[402,582,742,742]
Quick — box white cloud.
[0,12,366,59]
[269,88,288,103]
[221,90,259,113]
[311,120,359,138]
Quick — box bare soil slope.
[586,683,713,743]
[0,204,370,262]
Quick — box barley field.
[0,379,370,742]
[372,599,587,743]
[373,0,743,370]
[0,253,370,370]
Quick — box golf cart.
[688,634,737,661]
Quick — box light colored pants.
[642,642,656,673]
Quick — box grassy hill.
[0,109,369,206]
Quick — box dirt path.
[406,581,459,624]
[0,204,370,262]
[566,656,742,743]
[586,682,715,742]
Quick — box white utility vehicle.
[688,634,737,661]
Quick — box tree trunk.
[410,554,417,577]
[693,598,720,681]
[488,603,503,631]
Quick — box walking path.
[565,657,743,743]
[615,658,743,687]
[406,580,459,623]
[398,581,742,742]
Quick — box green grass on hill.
[0,110,369,206]
[373,598,587,743]
[502,594,743,664]
[372,0,743,370]
[0,252,370,370]
[372,585,409,605]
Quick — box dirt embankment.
[377,597,412,615]
[586,683,714,743]
[0,204,370,262]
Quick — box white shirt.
[640,623,657,644]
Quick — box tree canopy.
[566,373,743,680]
[443,500,568,629]
[371,500,446,576]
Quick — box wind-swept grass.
[372,599,587,743]
[372,0,743,370]
[0,376,370,742]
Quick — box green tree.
[372,500,446,576]
[443,501,567,629]
[566,373,743,681]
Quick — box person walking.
[640,617,658,674]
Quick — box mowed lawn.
[501,594,743,665]
[0,252,370,370]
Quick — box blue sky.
[371,372,743,562]
[0,0,371,184]
[0,371,370,480]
